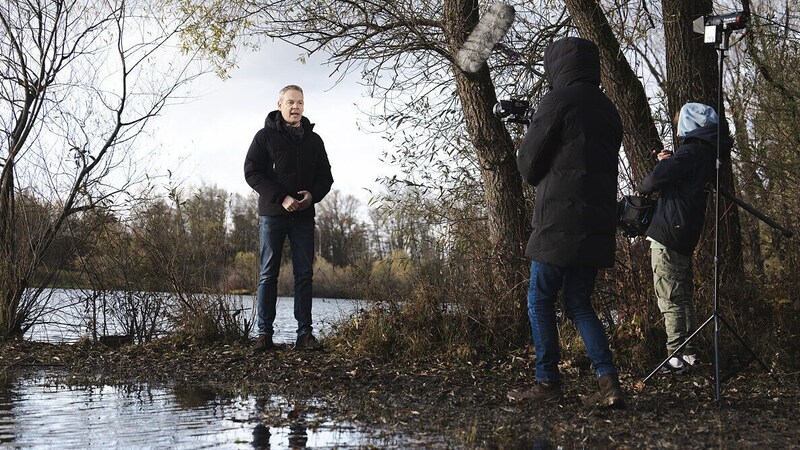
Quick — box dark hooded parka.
[637,122,733,256]
[517,37,623,268]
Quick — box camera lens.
[493,101,509,118]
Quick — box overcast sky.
[145,40,392,206]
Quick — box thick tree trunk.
[661,0,744,281]
[564,0,663,184]
[662,1,719,129]
[442,0,530,331]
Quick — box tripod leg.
[642,314,715,384]
[717,312,770,372]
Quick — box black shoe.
[294,333,323,351]
[252,334,274,353]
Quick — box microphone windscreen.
[455,3,516,73]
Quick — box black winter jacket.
[244,111,334,217]
[637,123,733,256]
[517,37,622,268]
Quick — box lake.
[23,289,362,345]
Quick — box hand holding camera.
[652,149,673,161]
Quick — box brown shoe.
[294,332,323,351]
[252,334,274,353]
[507,381,562,403]
[584,373,626,409]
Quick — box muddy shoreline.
[2,339,798,448]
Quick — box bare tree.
[315,190,368,267]
[371,186,441,261]
[735,0,800,292]
[184,185,228,288]
[0,0,204,338]
[228,191,259,255]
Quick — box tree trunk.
[661,0,744,282]
[728,97,765,279]
[0,142,23,339]
[564,0,663,184]
[442,0,530,332]
[662,1,719,129]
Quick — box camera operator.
[636,102,734,373]
[508,37,625,408]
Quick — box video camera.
[493,98,534,125]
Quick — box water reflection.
[287,423,308,448]
[0,374,404,449]
[251,423,271,449]
[172,385,218,409]
[0,380,16,445]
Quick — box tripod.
[642,23,792,402]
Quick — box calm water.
[24,289,362,345]
[0,375,413,449]
[6,290,423,449]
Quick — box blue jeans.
[256,215,315,336]
[527,261,617,383]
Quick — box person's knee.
[259,272,279,285]
[569,307,598,323]
[657,293,682,313]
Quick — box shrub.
[169,293,253,344]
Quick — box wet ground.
[1,339,798,448]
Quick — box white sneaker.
[682,354,697,366]
[658,356,687,374]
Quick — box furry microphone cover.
[455,3,516,73]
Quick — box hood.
[264,110,314,132]
[677,102,718,137]
[683,121,734,158]
[544,37,601,89]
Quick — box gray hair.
[279,85,303,100]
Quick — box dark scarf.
[282,119,305,142]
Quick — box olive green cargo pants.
[651,242,697,355]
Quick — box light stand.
[642,18,792,403]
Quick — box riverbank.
[1,339,798,448]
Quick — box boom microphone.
[455,3,516,73]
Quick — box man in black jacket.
[508,37,624,408]
[244,85,334,352]
[637,102,733,373]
